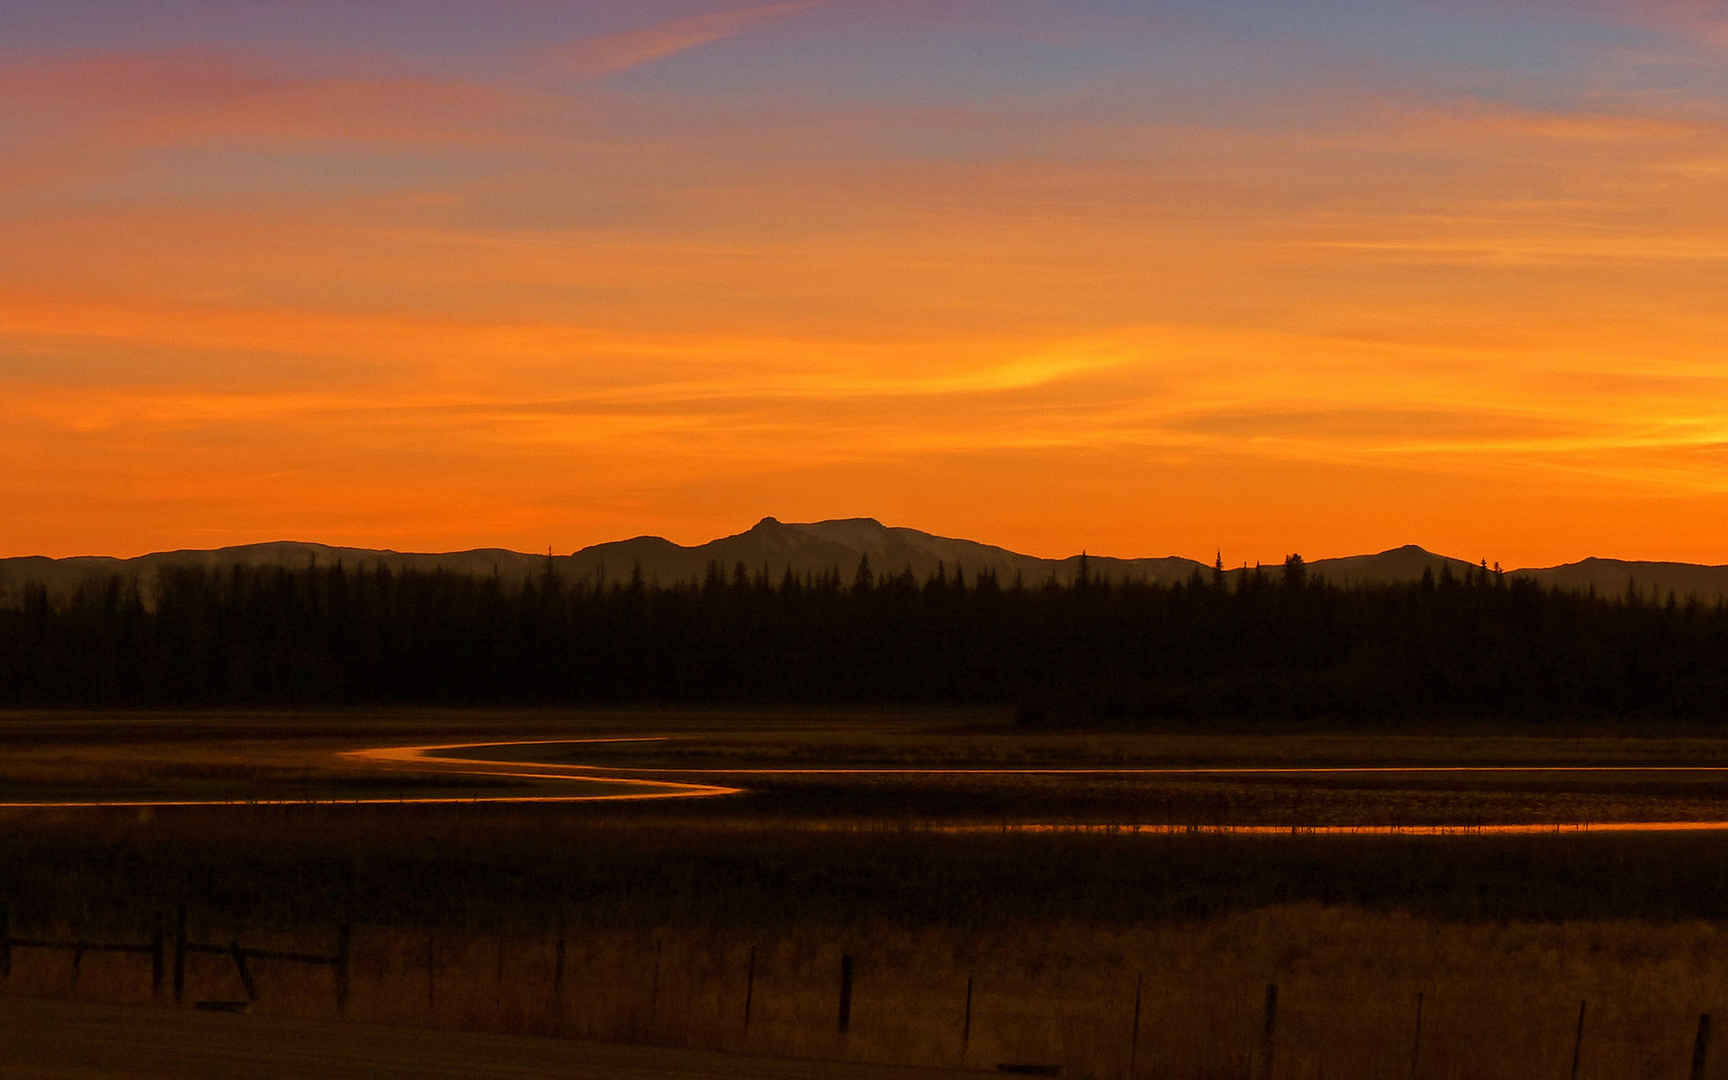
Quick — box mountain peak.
[751,516,782,530]
[815,517,885,528]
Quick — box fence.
[2,903,1725,1079]
[2,903,347,1014]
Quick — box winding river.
[8,737,1728,835]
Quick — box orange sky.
[5,1,1728,566]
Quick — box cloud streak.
[1610,0,1728,50]
[547,3,820,80]
[0,51,559,146]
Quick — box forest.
[1,554,1724,725]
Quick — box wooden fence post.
[425,933,436,1013]
[743,945,756,1032]
[649,938,663,1032]
[1691,1013,1711,1080]
[1129,972,1144,1077]
[1569,1000,1586,1080]
[1260,982,1279,1080]
[1407,992,1424,1080]
[961,973,973,1061]
[837,953,854,1037]
[551,918,566,1022]
[173,906,186,1004]
[150,912,164,997]
[334,925,351,1017]
[229,942,256,1002]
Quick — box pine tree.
[853,554,874,594]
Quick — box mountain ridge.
[4,518,1726,602]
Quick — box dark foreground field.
[0,995,970,1078]
[6,709,1728,1078]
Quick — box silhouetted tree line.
[2,556,1726,725]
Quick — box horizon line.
[4,518,1724,574]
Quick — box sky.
[5,0,1728,567]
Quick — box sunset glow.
[7,1,1728,565]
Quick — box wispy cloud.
[0,51,556,150]
[546,3,819,80]
[1618,0,1728,50]
[1414,100,1721,143]
[0,5,822,177]
[1162,406,1599,444]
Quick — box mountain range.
[4,517,1726,603]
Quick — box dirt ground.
[0,994,974,1079]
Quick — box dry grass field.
[6,709,1728,1077]
[10,897,1728,1078]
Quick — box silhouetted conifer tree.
[853,555,874,594]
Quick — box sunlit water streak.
[0,738,738,809]
[933,821,1728,836]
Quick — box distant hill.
[1513,558,1728,604]
[0,542,549,607]
[1302,544,1480,586]
[3,520,1725,604]
[566,517,1207,588]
